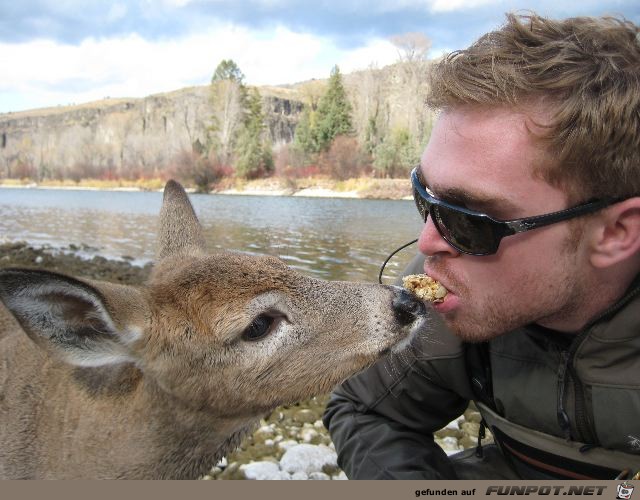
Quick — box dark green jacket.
[323,261,640,479]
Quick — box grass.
[0,177,167,191]
[0,176,413,199]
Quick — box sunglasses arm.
[502,199,619,235]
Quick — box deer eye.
[242,314,276,341]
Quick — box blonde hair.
[427,12,640,201]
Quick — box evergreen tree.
[313,65,353,151]
[234,88,274,178]
[211,59,245,84]
[292,106,317,154]
[363,115,379,155]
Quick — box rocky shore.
[0,176,414,200]
[0,241,492,480]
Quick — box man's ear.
[590,198,640,269]
[0,269,149,367]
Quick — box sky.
[1,0,639,114]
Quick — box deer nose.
[392,288,427,326]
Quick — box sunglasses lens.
[412,186,429,222]
[433,205,498,255]
[412,181,500,255]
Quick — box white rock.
[291,471,309,480]
[309,472,330,480]
[34,256,44,264]
[438,436,463,456]
[279,444,338,475]
[277,439,300,452]
[444,419,460,430]
[216,457,228,468]
[300,428,319,443]
[334,471,348,480]
[241,461,291,480]
[254,425,276,440]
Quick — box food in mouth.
[402,274,448,303]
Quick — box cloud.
[0,23,400,112]
[428,0,499,13]
[1,0,639,113]
[2,1,639,47]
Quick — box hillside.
[0,62,433,182]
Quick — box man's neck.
[537,270,640,334]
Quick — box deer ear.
[0,269,148,367]
[157,179,206,260]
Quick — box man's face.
[418,107,591,341]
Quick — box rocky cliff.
[0,62,432,181]
[0,86,304,180]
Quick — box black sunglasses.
[411,166,620,256]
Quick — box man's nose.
[417,215,459,257]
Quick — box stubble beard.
[435,247,589,343]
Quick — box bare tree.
[351,63,384,153]
[208,60,247,166]
[298,80,326,110]
[390,32,432,64]
[210,79,245,165]
[389,32,433,151]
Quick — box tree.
[234,88,274,179]
[390,32,431,64]
[313,65,353,151]
[319,135,368,180]
[211,59,245,84]
[389,33,432,148]
[292,106,317,155]
[354,64,383,155]
[208,59,247,165]
[170,148,229,193]
[373,127,420,178]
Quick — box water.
[0,187,423,283]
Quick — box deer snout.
[391,287,427,326]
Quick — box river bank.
[0,242,492,479]
[0,176,413,200]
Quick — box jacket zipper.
[569,363,597,444]
[557,350,572,440]
[558,335,598,445]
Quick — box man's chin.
[443,316,510,343]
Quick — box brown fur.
[0,180,427,479]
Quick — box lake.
[0,187,424,283]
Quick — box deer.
[0,180,428,479]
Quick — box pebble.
[277,439,300,452]
[299,428,319,443]
[279,444,338,475]
[309,472,330,480]
[437,436,464,456]
[242,461,291,480]
[293,409,317,424]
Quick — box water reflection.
[0,188,423,283]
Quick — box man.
[323,12,640,479]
